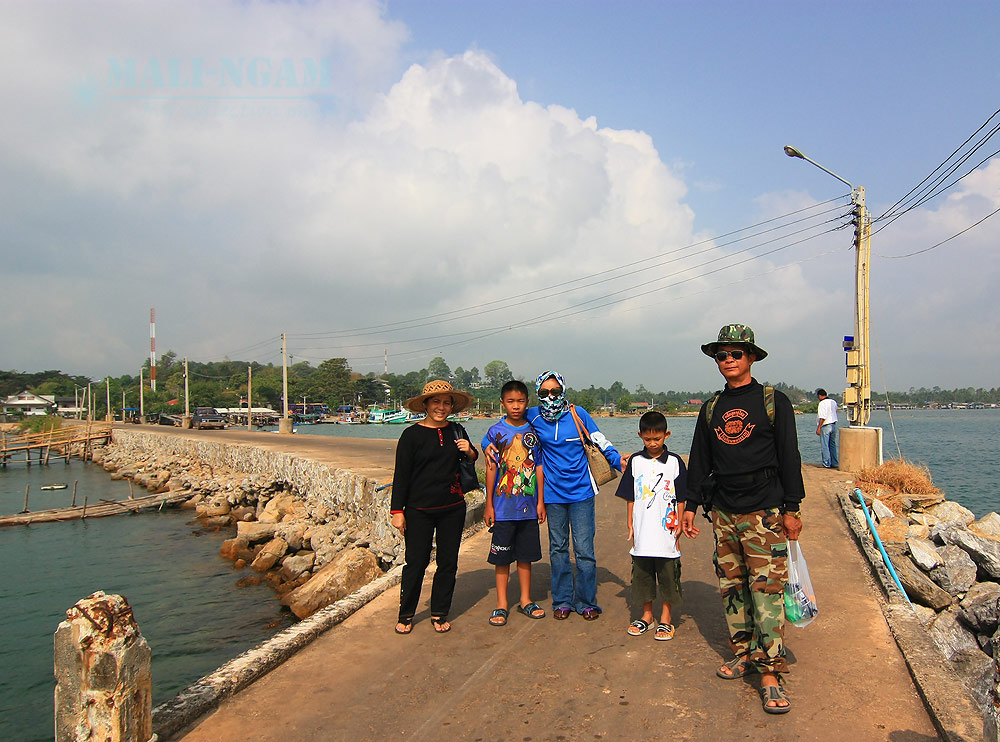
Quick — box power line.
[878,204,1000,259]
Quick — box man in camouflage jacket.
[681,324,804,715]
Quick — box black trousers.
[398,502,467,620]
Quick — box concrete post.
[839,426,883,473]
[54,591,153,742]
[278,417,294,435]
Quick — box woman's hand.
[456,437,475,459]
[391,512,406,535]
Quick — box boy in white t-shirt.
[615,411,687,641]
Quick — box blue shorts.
[487,519,542,565]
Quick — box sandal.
[654,623,674,641]
[761,684,791,714]
[489,608,508,626]
[716,656,754,679]
[430,616,451,633]
[394,617,413,635]
[517,602,545,620]
[627,619,650,636]
[553,607,572,620]
[581,608,600,621]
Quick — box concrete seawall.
[110,427,403,560]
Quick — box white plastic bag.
[784,540,818,627]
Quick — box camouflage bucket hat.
[701,323,768,361]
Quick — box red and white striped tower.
[149,308,157,392]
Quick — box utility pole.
[247,365,252,432]
[785,145,881,469]
[184,357,190,420]
[279,333,293,434]
[105,377,112,422]
[844,187,872,427]
[139,368,144,421]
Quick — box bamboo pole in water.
[72,481,78,507]
[82,496,88,519]
[21,485,29,513]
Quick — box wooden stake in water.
[82,496,88,519]
[128,480,134,500]
[21,485,29,513]
[72,481,78,507]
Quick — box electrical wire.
[877,204,1000,259]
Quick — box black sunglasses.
[537,388,563,399]
[714,350,745,361]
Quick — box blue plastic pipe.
[854,488,912,607]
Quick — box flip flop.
[553,607,572,620]
[716,656,754,679]
[489,608,508,626]
[431,616,451,633]
[517,602,545,619]
[581,608,600,621]
[761,684,791,714]
[654,623,674,641]
[394,618,413,635]
[627,619,650,636]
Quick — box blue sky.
[2,0,999,393]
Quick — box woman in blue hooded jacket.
[527,371,623,620]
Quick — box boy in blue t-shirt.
[615,411,687,641]
[482,380,546,626]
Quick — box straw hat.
[405,379,475,414]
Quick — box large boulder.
[219,537,249,561]
[279,551,316,581]
[906,537,943,572]
[971,512,1000,539]
[940,527,1000,580]
[959,581,1000,634]
[888,549,952,610]
[236,521,279,544]
[929,605,982,661]
[930,545,978,596]
[281,546,382,619]
[927,501,975,529]
[876,517,909,545]
[258,492,301,524]
[250,537,289,572]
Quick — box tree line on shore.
[3,356,996,419]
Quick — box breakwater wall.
[100,430,484,620]
[842,490,1000,737]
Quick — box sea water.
[2,408,993,741]
[0,461,294,742]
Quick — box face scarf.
[535,370,568,422]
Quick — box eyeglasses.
[714,350,745,361]
[537,388,563,399]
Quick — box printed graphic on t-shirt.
[636,470,678,533]
[714,407,755,445]
[495,431,538,498]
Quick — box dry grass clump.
[854,459,943,515]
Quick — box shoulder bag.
[568,405,618,486]
[452,423,482,493]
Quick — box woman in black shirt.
[390,380,478,634]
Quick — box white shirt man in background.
[815,389,839,469]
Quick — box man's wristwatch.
[782,509,802,519]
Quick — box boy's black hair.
[500,379,529,398]
[638,410,668,433]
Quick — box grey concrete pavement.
[172,450,939,742]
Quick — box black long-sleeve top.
[390,422,478,513]
[685,379,804,515]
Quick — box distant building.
[686,399,703,406]
[2,391,57,416]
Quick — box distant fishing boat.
[447,413,472,422]
[385,410,413,424]
[40,484,68,491]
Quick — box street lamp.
[784,145,872,431]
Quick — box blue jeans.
[546,499,600,614]
[820,423,839,468]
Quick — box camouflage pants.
[712,508,789,674]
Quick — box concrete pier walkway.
[159,425,938,741]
